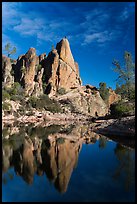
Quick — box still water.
[2,123,135,202]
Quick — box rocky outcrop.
[108,88,121,106]
[43,38,82,96]
[2,55,14,87]
[56,38,76,68]
[2,38,119,117]
[39,53,46,63]
[32,68,44,97]
[57,86,108,116]
[14,48,44,96]
[22,48,38,96]
[43,49,60,95]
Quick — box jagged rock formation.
[32,68,44,97]
[2,55,14,87]
[43,38,82,95]
[14,48,44,96]
[2,38,121,116]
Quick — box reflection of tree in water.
[113,143,135,192]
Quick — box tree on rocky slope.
[99,82,109,103]
[112,51,135,100]
[4,43,16,58]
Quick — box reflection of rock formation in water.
[42,136,82,193]
[2,144,13,173]
[2,124,102,192]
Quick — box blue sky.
[2,2,135,89]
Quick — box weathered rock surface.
[39,53,46,63]
[32,68,44,97]
[14,48,44,96]
[23,48,38,96]
[43,38,82,95]
[2,55,14,87]
[2,38,121,117]
[108,88,121,106]
[56,86,108,116]
[56,38,76,69]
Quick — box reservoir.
[2,123,135,202]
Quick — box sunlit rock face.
[14,48,44,96]
[43,38,82,96]
[57,86,109,116]
[2,55,14,87]
[108,88,121,106]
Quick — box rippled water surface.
[2,123,135,202]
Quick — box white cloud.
[120,7,129,21]
[13,17,45,36]
[2,2,130,50]
[2,2,22,30]
[82,29,122,46]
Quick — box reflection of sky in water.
[2,138,135,202]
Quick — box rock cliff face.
[57,86,108,116]
[2,38,120,116]
[108,88,121,106]
[14,48,43,96]
[43,38,81,95]
[2,55,14,87]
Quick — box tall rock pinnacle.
[43,38,82,95]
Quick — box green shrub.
[10,94,25,102]
[28,94,62,113]
[36,64,42,72]
[2,90,10,101]
[110,101,135,118]
[6,82,22,96]
[57,88,66,95]
[18,106,26,115]
[28,96,38,108]
[42,83,47,91]
[4,82,25,102]
[20,66,26,73]
[56,137,65,144]
[10,69,14,76]
[99,82,109,103]
[2,102,11,111]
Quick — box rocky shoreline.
[93,115,135,137]
[2,111,91,124]
[2,111,135,139]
